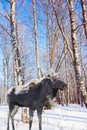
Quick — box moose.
[7,76,67,130]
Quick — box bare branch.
[74,22,87,31]
[49,0,74,62]
[0,23,11,37]
[0,12,10,22]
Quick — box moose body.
[7,77,55,130]
[7,76,67,130]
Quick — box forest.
[0,0,87,112]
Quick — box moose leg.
[11,115,15,130]
[7,104,14,130]
[29,109,34,130]
[37,109,42,130]
[8,104,19,130]
[7,112,11,130]
[11,105,19,130]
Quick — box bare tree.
[10,0,23,86]
[68,0,87,107]
[32,0,42,79]
[50,0,74,62]
[81,0,87,39]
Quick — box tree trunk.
[64,39,70,105]
[50,28,59,68]
[10,0,23,86]
[81,0,87,39]
[32,0,41,79]
[46,2,51,71]
[3,58,7,104]
[10,0,18,85]
[68,0,87,107]
[3,41,10,105]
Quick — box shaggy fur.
[7,76,67,130]
[7,77,55,130]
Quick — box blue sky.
[0,0,48,83]
[0,0,87,84]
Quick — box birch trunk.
[50,29,59,68]
[64,41,70,105]
[10,0,18,85]
[46,3,51,71]
[3,58,7,104]
[10,0,22,86]
[32,0,41,79]
[81,0,87,39]
[68,0,87,107]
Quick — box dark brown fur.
[7,77,54,130]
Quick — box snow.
[0,104,87,130]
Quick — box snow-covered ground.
[0,104,87,130]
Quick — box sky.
[0,0,48,84]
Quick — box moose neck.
[52,88,58,97]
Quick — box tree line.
[0,0,87,109]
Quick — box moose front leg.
[29,109,34,130]
[37,109,42,130]
[11,116,15,130]
[7,112,10,130]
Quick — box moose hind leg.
[7,111,11,130]
[10,105,19,130]
[11,116,15,130]
[37,109,42,130]
[29,109,34,130]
